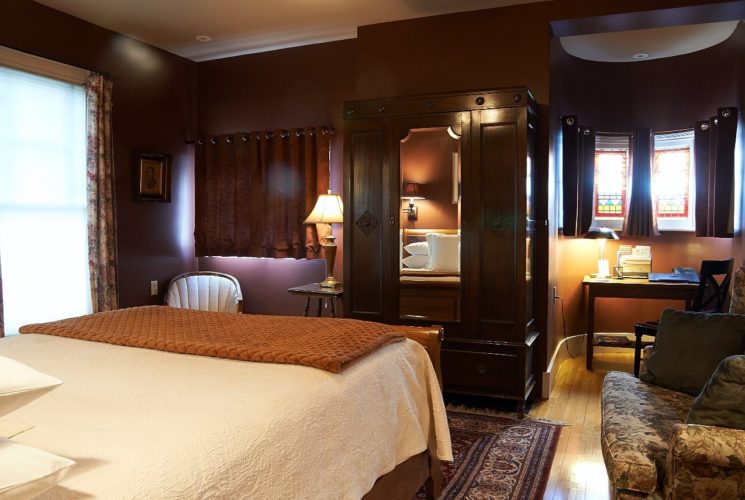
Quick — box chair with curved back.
[165,271,243,313]
[633,258,735,376]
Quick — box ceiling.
[560,21,740,62]
[35,0,543,61]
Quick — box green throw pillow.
[640,309,745,396]
[687,355,745,430]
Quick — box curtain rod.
[185,127,335,145]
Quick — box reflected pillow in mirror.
[426,233,459,273]
[402,255,429,269]
[404,241,429,256]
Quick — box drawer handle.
[477,364,487,375]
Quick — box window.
[0,61,91,335]
[593,134,630,228]
[653,130,695,231]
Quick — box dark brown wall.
[551,24,745,340]
[1,0,197,308]
[196,0,728,343]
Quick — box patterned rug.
[416,410,562,499]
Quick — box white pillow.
[426,233,460,272]
[403,241,429,256]
[402,254,429,269]
[0,439,74,499]
[0,356,62,417]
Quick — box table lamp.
[401,182,425,221]
[584,227,619,278]
[304,191,344,288]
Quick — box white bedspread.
[0,334,451,499]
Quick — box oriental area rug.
[416,410,562,499]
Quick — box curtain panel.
[195,127,332,258]
[694,107,738,238]
[561,116,595,236]
[623,128,660,237]
[86,73,119,312]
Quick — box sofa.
[601,369,745,499]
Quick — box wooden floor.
[533,351,633,500]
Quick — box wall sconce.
[401,182,425,221]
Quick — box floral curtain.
[86,73,119,311]
[194,127,332,258]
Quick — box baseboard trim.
[541,333,637,398]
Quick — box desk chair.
[165,271,243,313]
[633,258,734,376]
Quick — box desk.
[582,276,698,370]
[287,283,343,317]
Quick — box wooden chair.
[165,271,243,313]
[633,258,734,376]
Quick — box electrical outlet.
[552,286,559,304]
[150,280,158,296]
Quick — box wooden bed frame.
[363,325,444,500]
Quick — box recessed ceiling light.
[632,53,649,59]
[195,35,212,42]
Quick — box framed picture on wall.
[134,152,171,202]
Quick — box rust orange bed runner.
[19,306,404,373]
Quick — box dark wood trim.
[362,451,440,500]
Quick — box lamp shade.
[304,192,344,224]
[584,227,619,240]
[401,182,425,200]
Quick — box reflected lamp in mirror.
[304,191,344,288]
[584,227,619,278]
[401,182,425,221]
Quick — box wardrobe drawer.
[442,349,521,396]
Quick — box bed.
[400,229,460,322]
[0,307,451,499]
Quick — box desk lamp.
[304,191,344,288]
[584,227,619,278]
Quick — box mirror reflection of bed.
[400,229,460,321]
[399,126,461,322]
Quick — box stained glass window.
[594,135,630,219]
[652,130,695,230]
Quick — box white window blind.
[0,64,91,335]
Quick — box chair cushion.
[166,274,241,313]
[640,309,745,396]
[602,371,694,494]
[687,355,745,430]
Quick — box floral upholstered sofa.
[601,371,745,499]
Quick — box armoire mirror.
[398,126,461,322]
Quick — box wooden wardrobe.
[343,88,541,416]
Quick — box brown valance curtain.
[195,127,332,258]
[561,115,595,236]
[695,107,738,238]
[623,128,659,237]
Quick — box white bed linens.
[0,334,452,499]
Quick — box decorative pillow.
[426,233,459,273]
[687,355,745,430]
[0,439,74,498]
[0,356,62,416]
[402,254,428,269]
[730,266,745,314]
[403,241,429,256]
[640,309,745,396]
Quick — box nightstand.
[287,283,343,318]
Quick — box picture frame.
[134,152,171,202]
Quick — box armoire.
[342,88,543,416]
